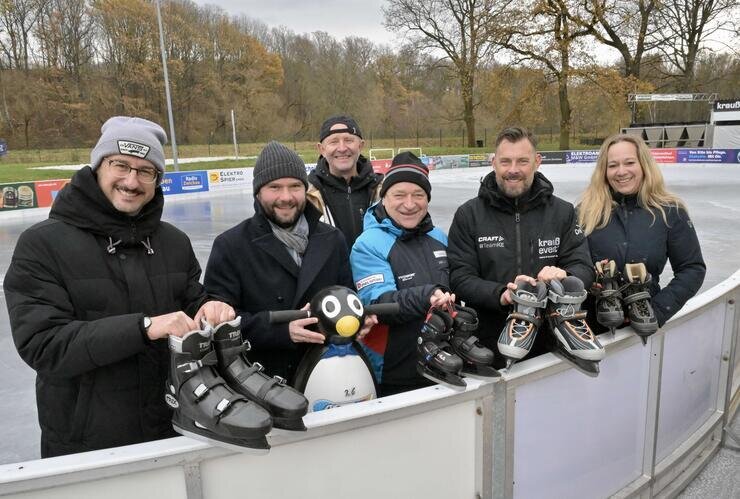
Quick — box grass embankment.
[0,138,590,184]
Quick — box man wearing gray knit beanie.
[4,115,236,457]
[205,141,377,384]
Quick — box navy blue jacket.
[351,203,449,387]
[204,202,352,383]
[448,171,593,350]
[587,193,705,326]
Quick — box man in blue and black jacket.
[351,152,455,396]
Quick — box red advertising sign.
[34,179,69,207]
[650,148,677,163]
[370,159,392,174]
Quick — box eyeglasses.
[106,159,159,184]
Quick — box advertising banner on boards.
[161,171,209,195]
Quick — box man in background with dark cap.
[350,152,455,396]
[308,115,382,250]
[4,116,235,457]
[205,141,373,384]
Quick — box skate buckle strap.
[511,292,547,309]
[459,335,480,352]
[550,309,588,324]
[193,383,209,402]
[273,375,287,386]
[256,377,279,399]
[548,290,586,305]
[622,290,651,305]
[233,362,265,385]
[507,311,542,327]
[214,395,242,419]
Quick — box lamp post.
[155,0,179,172]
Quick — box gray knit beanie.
[253,141,308,193]
[90,116,167,174]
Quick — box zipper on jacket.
[515,202,522,275]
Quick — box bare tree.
[570,0,662,78]
[655,0,739,91]
[501,0,593,149]
[0,0,47,72]
[384,0,514,146]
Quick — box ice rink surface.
[1,164,738,492]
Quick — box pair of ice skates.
[593,261,659,344]
[166,317,308,452]
[417,303,500,390]
[498,276,605,376]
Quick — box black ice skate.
[497,279,548,369]
[623,262,659,344]
[211,317,309,431]
[167,328,273,451]
[448,305,500,379]
[417,308,466,390]
[546,277,605,378]
[593,260,624,334]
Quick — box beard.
[496,173,533,198]
[260,198,305,228]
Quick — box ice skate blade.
[173,423,270,454]
[272,415,307,432]
[417,365,466,391]
[551,349,600,378]
[461,364,501,380]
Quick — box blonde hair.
[578,134,686,235]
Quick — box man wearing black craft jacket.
[307,115,382,250]
[4,117,234,457]
[447,127,593,363]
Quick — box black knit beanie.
[380,152,431,200]
[252,141,308,193]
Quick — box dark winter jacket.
[3,167,209,457]
[204,201,353,383]
[351,203,449,388]
[587,192,705,326]
[307,155,382,249]
[448,171,593,350]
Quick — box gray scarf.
[269,214,309,266]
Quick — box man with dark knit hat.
[4,116,234,457]
[350,152,455,396]
[205,141,374,383]
[307,115,382,250]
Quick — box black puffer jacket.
[448,171,593,350]
[204,202,353,383]
[587,193,705,326]
[3,167,209,457]
[307,155,381,249]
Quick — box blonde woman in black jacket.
[578,134,705,330]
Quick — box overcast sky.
[192,0,403,48]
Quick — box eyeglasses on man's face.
[106,159,159,184]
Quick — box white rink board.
[512,341,651,499]
[200,401,477,499]
[656,303,726,462]
[6,466,187,499]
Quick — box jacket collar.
[477,170,553,213]
[50,166,163,248]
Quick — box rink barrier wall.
[0,269,737,499]
[2,148,739,214]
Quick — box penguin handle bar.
[268,302,400,324]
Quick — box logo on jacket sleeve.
[356,273,384,290]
